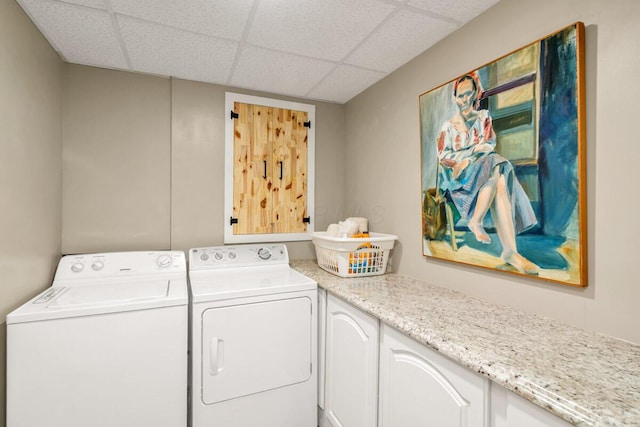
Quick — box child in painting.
[437,73,539,275]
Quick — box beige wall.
[63,70,346,258]
[345,0,640,344]
[0,0,64,424]
[62,65,172,253]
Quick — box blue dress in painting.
[436,109,537,234]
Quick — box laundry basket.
[312,232,397,278]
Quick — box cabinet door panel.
[233,102,272,234]
[379,324,488,427]
[271,107,308,234]
[325,295,378,427]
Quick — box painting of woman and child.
[420,22,586,286]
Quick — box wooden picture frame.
[419,22,587,287]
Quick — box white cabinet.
[378,324,489,427]
[323,294,379,427]
[491,383,573,427]
[317,294,572,427]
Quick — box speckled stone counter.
[291,260,640,427]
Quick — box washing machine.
[189,243,317,427]
[6,251,188,427]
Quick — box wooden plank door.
[271,107,308,234]
[232,102,273,234]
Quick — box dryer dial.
[257,247,272,260]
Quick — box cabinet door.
[233,102,272,234]
[271,107,308,234]
[490,384,573,427]
[225,92,315,243]
[324,295,379,427]
[379,324,489,427]
[232,102,308,235]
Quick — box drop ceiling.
[17,0,501,104]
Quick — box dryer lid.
[190,265,316,303]
[7,278,187,324]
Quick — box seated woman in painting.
[437,73,539,275]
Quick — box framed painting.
[419,22,587,287]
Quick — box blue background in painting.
[538,29,580,238]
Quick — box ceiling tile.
[307,65,386,103]
[109,0,254,40]
[247,0,397,61]
[17,0,127,69]
[407,0,501,22]
[346,9,457,73]
[118,16,238,84]
[230,46,335,98]
[17,0,504,103]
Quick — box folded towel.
[327,223,340,237]
[337,220,359,238]
[346,217,368,234]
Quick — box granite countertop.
[291,260,640,427]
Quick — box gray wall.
[62,65,172,253]
[62,66,347,258]
[0,0,64,425]
[344,0,640,344]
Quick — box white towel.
[337,220,359,237]
[345,217,368,234]
[327,223,340,237]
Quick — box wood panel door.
[232,102,308,235]
[271,107,308,234]
[232,102,271,234]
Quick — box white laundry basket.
[312,232,397,277]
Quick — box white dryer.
[189,244,317,427]
[6,251,188,427]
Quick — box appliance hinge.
[230,217,238,225]
[303,120,311,128]
[230,110,239,119]
[303,217,311,224]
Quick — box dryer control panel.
[189,244,289,270]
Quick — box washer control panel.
[54,251,186,281]
[189,244,289,270]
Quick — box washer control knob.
[200,253,210,261]
[257,247,272,260]
[91,261,104,271]
[71,262,84,273]
[228,251,237,260]
[214,252,224,261]
[156,254,173,268]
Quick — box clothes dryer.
[6,251,188,427]
[189,244,317,427]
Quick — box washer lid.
[6,278,188,324]
[189,265,316,303]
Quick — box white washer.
[189,244,317,427]
[6,251,188,427]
